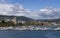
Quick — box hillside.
[0,15,34,22]
[37,18,60,22]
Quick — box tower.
[11,17,17,24]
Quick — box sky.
[0,0,60,19]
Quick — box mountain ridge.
[0,15,60,22]
[0,15,34,22]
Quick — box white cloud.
[39,9,53,15]
[0,3,60,19]
[0,3,39,19]
[38,8,60,19]
[0,4,13,15]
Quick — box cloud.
[0,2,60,19]
[0,4,13,15]
[0,3,39,19]
[38,8,60,19]
[0,3,26,15]
[39,9,53,15]
[0,4,60,19]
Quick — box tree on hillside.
[7,21,15,26]
[18,22,24,26]
[0,20,7,27]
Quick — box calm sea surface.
[0,30,60,38]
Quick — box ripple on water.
[0,30,60,38]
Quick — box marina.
[0,25,60,30]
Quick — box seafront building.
[0,16,27,24]
[0,16,17,24]
[0,15,60,26]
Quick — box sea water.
[0,30,60,38]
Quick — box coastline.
[0,25,60,30]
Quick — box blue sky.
[0,0,60,19]
[21,0,60,10]
[4,0,60,10]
